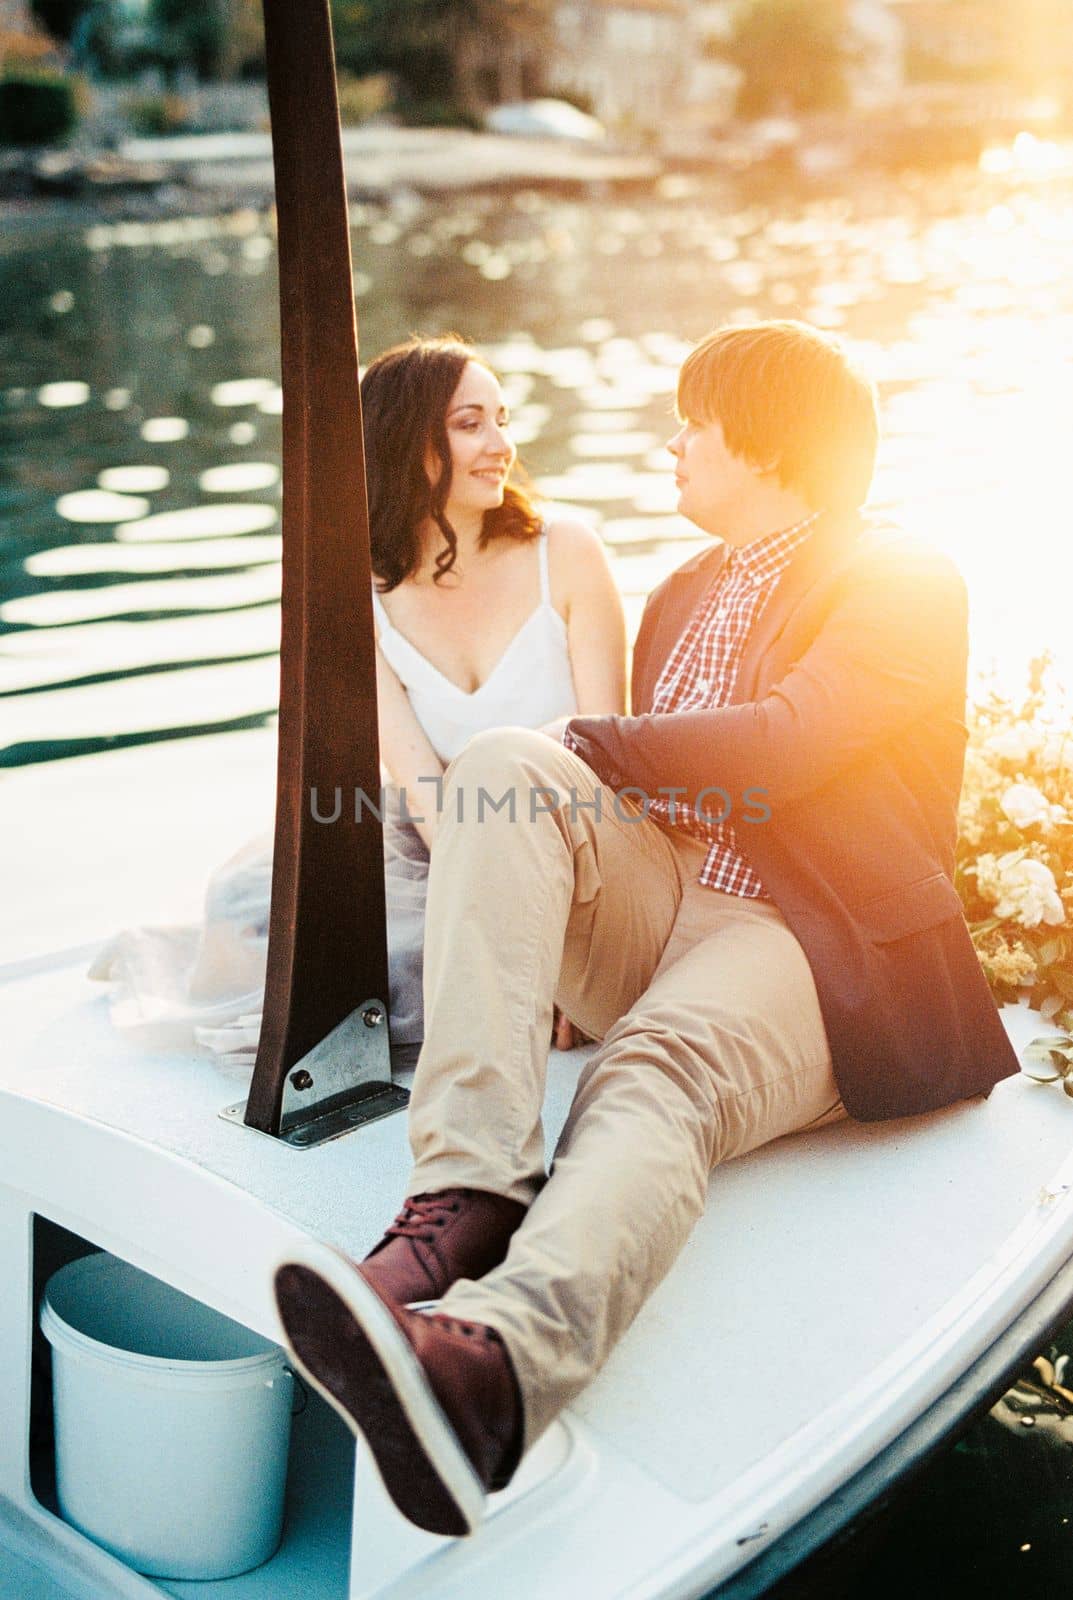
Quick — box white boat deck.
[3,731,1073,1600]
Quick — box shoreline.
[0,124,664,222]
[6,101,1072,224]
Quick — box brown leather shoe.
[273,1249,523,1537]
[360,1188,527,1306]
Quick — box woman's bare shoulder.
[544,516,617,618]
[544,515,612,576]
[544,514,604,550]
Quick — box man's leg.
[441,865,842,1449]
[359,727,690,1309]
[273,733,701,1531]
[273,804,840,1531]
[404,726,687,1206]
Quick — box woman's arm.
[374,627,444,852]
[546,518,627,728]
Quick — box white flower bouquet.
[956,656,1073,1031]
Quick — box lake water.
[2,146,1073,764]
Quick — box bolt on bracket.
[220,997,409,1148]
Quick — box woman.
[92,336,626,1062]
[367,336,626,1057]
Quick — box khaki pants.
[407,728,842,1450]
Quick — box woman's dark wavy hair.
[363,335,542,591]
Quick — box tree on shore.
[331,0,551,116]
[29,0,94,43]
[726,0,856,116]
[148,0,226,79]
[217,0,264,80]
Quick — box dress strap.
[370,585,391,635]
[538,527,551,606]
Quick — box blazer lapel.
[634,542,727,713]
[732,510,863,702]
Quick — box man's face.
[667,416,769,544]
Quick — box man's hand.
[538,715,574,744]
[552,1006,585,1050]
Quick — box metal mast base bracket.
[220,997,409,1148]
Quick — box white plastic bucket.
[40,1252,294,1580]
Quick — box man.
[273,320,1018,1538]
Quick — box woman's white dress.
[90,531,578,1066]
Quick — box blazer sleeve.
[565,544,968,815]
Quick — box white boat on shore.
[3,730,1073,1600]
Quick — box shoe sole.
[272,1243,486,1537]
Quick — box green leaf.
[1022,1038,1069,1081]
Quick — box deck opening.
[28,1217,355,1598]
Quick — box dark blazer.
[566,510,1018,1120]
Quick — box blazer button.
[608,770,625,788]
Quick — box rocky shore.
[3,96,1069,223]
[0,123,662,218]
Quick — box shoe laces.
[422,1310,504,1345]
[386,1194,463,1244]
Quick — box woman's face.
[433,360,516,515]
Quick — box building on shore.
[887,0,1073,109]
[547,0,908,136]
[548,0,697,133]
[848,0,907,107]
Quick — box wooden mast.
[237,0,404,1141]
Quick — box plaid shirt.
[644,512,819,896]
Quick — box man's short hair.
[676,320,879,513]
